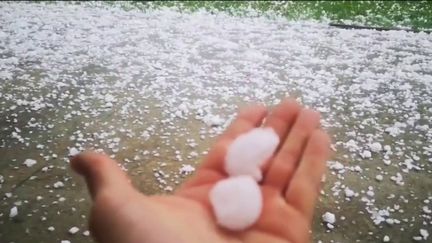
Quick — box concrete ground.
[1,2,431,243]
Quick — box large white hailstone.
[23,159,37,167]
[322,212,336,224]
[420,229,429,240]
[9,206,18,218]
[360,150,372,159]
[68,226,80,235]
[225,128,279,181]
[68,147,80,157]
[344,187,355,198]
[209,176,262,231]
[369,142,382,153]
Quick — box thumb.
[71,151,135,199]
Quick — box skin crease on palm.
[70,98,332,243]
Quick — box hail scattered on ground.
[0,2,431,243]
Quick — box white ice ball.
[225,128,279,181]
[209,176,262,231]
[360,150,372,159]
[369,142,382,153]
[322,212,336,224]
[9,206,18,218]
[23,159,37,167]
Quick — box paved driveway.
[1,2,431,243]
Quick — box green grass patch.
[101,1,432,30]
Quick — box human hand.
[71,99,331,243]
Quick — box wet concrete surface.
[1,2,432,243]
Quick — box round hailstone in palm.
[209,176,262,231]
[225,127,279,181]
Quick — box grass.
[96,1,432,30]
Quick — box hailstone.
[209,176,262,231]
[225,128,279,181]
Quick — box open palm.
[71,99,331,243]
